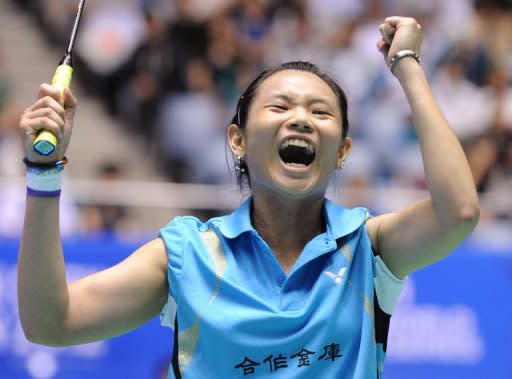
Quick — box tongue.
[279,145,314,166]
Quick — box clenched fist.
[19,84,77,163]
[377,16,422,70]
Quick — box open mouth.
[278,138,316,167]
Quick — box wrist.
[388,49,421,76]
[392,57,426,88]
[24,157,68,197]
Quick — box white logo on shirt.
[324,267,347,285]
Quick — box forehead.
[255,69,338,104]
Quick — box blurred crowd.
[3,0,512,235]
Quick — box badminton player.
[17,17,479,378]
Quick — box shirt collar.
[323,198,369,240]
[215,197,254,238]
[216,196,368,241]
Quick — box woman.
[18,17,479,378]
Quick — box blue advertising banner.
[0,237,172,379]
[1,236,511,378]
[385,240,512,379]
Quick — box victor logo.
[323,267,346,285]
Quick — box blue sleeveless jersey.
[159,197,404,378]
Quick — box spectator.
[12,0,512,229]
[116,10,178,148]
[75,2,147,114]
[234,0,272,66]
[429,52,495,142]
[206,12,242,107]
[156,58,229,184]
[79,162,135,236]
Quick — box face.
[228,69,351,200]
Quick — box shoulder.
[159,215,208,242]
[131,238,169,272]
[157,215,222,284]
[158,213,234,253]
[365,212,398,254]
[161,215,205,231]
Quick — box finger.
[376,39,390,55]
[23,107,65,131]
[20,114,63,134]
[62,88,77,110]
[25,95,66,119]
[20,121,63,148]
[37,83,62,103]
[384,16,401,26]
[385,16,419,29]
[384,16,410,26]
[384,24,396,36]
[379,23,394,44]
[378,23,386,37]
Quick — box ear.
[227,123,246,157]
[336,137,352,168]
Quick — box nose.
[287,110,313,132]
[290,121,313,132]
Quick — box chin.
[272,177,327,200]
[251,163,330,200]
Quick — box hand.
[377,16,422,65]
[19,84,77,163]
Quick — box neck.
[251,192,326,271]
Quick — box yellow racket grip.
[33,64,73,156]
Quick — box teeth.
[280,139,314,154]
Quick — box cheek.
[245,123,276,154]
[321,145,341,167]
[320,127,343,156]
[243,133,272,173]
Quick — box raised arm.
[366,17,480,279]
[17,84,168,346]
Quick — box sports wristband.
[24,157,67,197]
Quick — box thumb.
[63,88,77,110]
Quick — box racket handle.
[33,64,73,156]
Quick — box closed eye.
[268,104,288,112]
[312,109,332,116]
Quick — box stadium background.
[0,0,511,378]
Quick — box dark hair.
[230,61,350,187]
